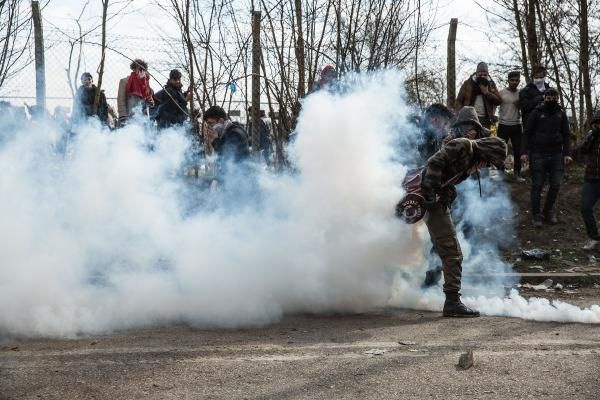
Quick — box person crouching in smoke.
[421,106,489,289]
[421,136,507,317]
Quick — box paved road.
[2,300,600,399]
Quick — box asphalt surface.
[2,296,600,400]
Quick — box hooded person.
[419,106,487,289]
[420,136,508,317]
[444,106,488,145]
[521,88,572,227]
[454,62,502,129]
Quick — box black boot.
[421,266,443,289]
[443,292,480,318]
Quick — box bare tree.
[0,0,33,91]
[65,1,90,98]
[92,0,109,114]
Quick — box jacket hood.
[452,106,483,130]
[472,136,507,168]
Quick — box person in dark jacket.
[203,105,250,168]
[153,69,190,129]
[421,136,507,317]
[521,88,572,227]
[519,66,550,127]
[417,103,454,163]
[580,111,600,250]
[72,72,109,125]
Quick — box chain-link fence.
[0,27,256,118]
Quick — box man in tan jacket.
[455,62,502,130]
[117,76,129,126]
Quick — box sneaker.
[583,239,599,251]
[533,214,543,228]
[544,212,558,225]
[443,299,480,318]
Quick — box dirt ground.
[2,304,600,400]
[504,162,600,275]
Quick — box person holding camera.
[455,62,502,129]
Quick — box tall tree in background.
[579,0,593,128]
[0,0,33,91]
[92,0,108,114]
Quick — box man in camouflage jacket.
[421,136,507,317]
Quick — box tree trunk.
[185,0,195,120]
[294,0,305,98]
[525,0,540,69]
[251,10,261,154]
[579,0,592,130]
[31,0,46,113]
[512,0,530,82]
[93,0,108,115]
[446,18,457,108]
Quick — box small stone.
[458,350,474,370]
[398,341,416,346]
[90,341,99,346]
[364,349,386,356]
[554,283,563,291]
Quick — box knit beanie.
[476,62,488,73]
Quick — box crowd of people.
[409,61,600,318]
[48,59,274,181]
[413,62,595,237]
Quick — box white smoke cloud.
[0,71,597,339]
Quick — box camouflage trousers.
[424,202,463,293]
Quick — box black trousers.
[581,180,600,240]
[497,124,522,175]
[530,153,564,216]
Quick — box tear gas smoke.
[0,71,598,338]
